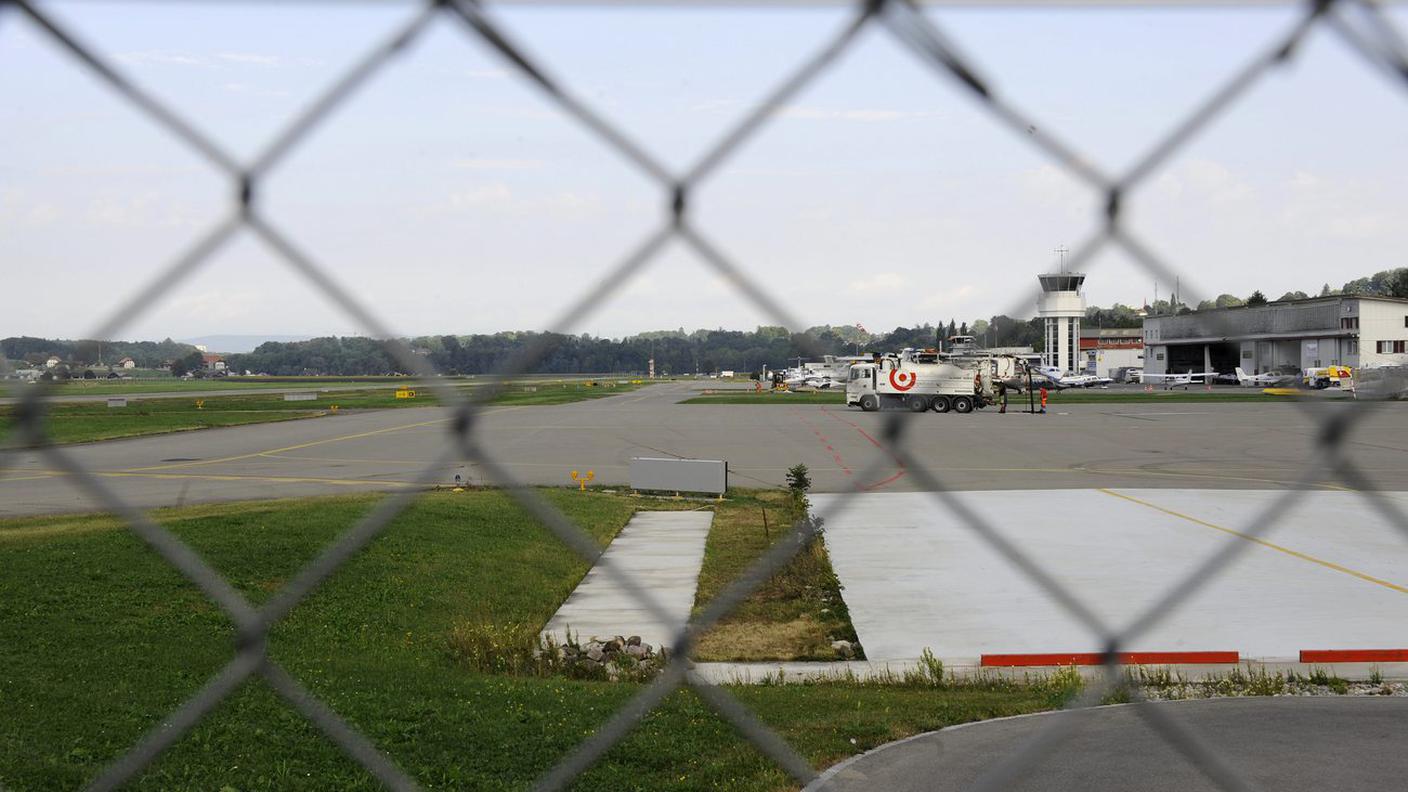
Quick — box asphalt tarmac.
[810,697,1408,792]
[2,382,1405,516]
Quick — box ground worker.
[1039,385,1048,414]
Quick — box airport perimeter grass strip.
[0,490,1062,791]
[690,490,864,662]
[0,383,644,445]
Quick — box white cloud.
[1153,158,1254,206]
[451,158,546,171]
[847,272,906,292]
[223,82,290,98]
[773,105,941,123]
[447,183,514,209]
[216,52,283,66]
[116,50,207,67]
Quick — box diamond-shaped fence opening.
[5,0,1408,790]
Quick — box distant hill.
[179,335,313,354]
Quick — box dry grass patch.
[692,489,862,661]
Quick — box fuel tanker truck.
[845,352,1020,413]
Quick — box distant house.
[45,356,61,369]
[202,354,227,372]
[117,357,137,369]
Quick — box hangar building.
[1081,327,1143,378]
[1142,295,1408,376]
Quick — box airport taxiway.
[2,382,1406,516]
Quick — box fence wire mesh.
[2,0,1407,790]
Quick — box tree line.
[1,337,200,370]
[7,268,1403,377]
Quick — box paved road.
[3,382,1406,515]
[811,697,1408,791]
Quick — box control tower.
[1037,270,1086,375]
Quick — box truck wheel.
[907,395,930,412]
[859,394,879,412]
[952,396,974,414]
[931,396,951,413]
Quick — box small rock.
[626,644,648,659]
[604,639,622,654]
[586,646,605,663]
[627,635,642,647]
[831,640,854,659]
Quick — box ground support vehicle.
[846,356,997,414]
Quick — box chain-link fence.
[3,0,1408,789]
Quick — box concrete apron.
[541,510,713,652]
[811,490,1408,664]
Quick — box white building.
[1037,272,1086,375]
[1142,295,1408,375]
[1080,327,1143,378]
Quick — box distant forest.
[1,337,200,370]
[7,268,1404,376]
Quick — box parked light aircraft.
[781,368,841,390]
[1234,367,1294,387]
[1140,370,1218,390]
[1035,366,1113,389]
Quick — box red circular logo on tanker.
[889,369,917,391]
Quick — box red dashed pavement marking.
[821,407,906,491]
[982,651,1239,667]
[792,409,852,477]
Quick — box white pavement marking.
[813,490,1408,662]
[541,511,713,652]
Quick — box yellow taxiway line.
[1099,488,1408,596]
[124,406,522,473]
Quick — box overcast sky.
[3,2,1407,341]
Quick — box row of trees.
[8,269,1404,377]
[1186,268,1408,312]
[0,337,200,369]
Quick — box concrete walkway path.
[542,511,713,651]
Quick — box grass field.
[0,382,644,445]
[35,379,407,396]
[0,490,1065,790]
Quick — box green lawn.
[1,382,645,446]
[0,491,1063,790]
[37,379,407,396]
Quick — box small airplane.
[1234,367,1294,388]
[1140,370,1218,390]
[1035,366,1113,389]
[781,368,840,390]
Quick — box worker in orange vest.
[1039,386,1048,414]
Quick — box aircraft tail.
[1234,367,1249,385]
